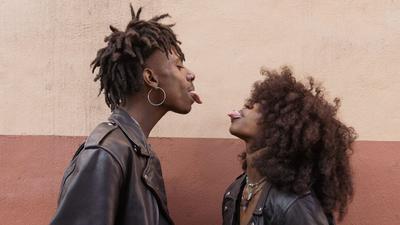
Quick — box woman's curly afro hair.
[244,66,357,221]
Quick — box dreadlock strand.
[145,23,162,33]
[123,48,137,59]
[156,25,183,56]
[131,46,143,65]
[130,4,136,20]
[136,7,142,20]
[140,28,161,41]
[151,13,170,22]
[110,63,118,82]
[129,20,147,30]
[109,25,120,33]
[146,27,172,55]
[140,36,153,48]
[125,29,139,41]
[123,67,131,95]
[116,35,124,50]
[91,47,106,64]
[142,32,166,53]
[124,64,136,90]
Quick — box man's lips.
[228,110,242,120]
[189,90,202,104]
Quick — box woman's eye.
[244,104,253,109]
[177,65,184,70]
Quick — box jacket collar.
[225,173,247,201]
[108,107,151,157]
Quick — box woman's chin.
[229,127,243,139]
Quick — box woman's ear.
[143,68,159,88]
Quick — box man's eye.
[177,65,184,70]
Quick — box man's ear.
[143,68,159,88]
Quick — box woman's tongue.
[228,110,242,119]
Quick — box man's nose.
[186,70,196,82]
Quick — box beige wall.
[1,0,400,140]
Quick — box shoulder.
[266,187,328,225]
[83,121,138,177]
[267,187,305,212]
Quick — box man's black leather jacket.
[50,108,173,225]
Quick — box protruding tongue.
[228,110,242,119]
[189,91,202,104]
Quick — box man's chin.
[172,105,191,114]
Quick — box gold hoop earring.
[147,87,166,106]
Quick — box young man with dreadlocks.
[223,67,356,225]
[50,5,201,225]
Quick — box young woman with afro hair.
[223,66,356,225]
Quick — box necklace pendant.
[247,192,253,201]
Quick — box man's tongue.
[228,110,242,119]
[189,91,202,104]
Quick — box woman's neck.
[245,142,265,183]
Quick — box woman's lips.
[189,91,202,104]
[228,110,242,121]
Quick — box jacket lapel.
[142,149,171,220]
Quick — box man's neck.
[121,93,167,138]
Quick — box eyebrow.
[175,58,183,64]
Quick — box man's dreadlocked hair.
[91,4,185,110]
